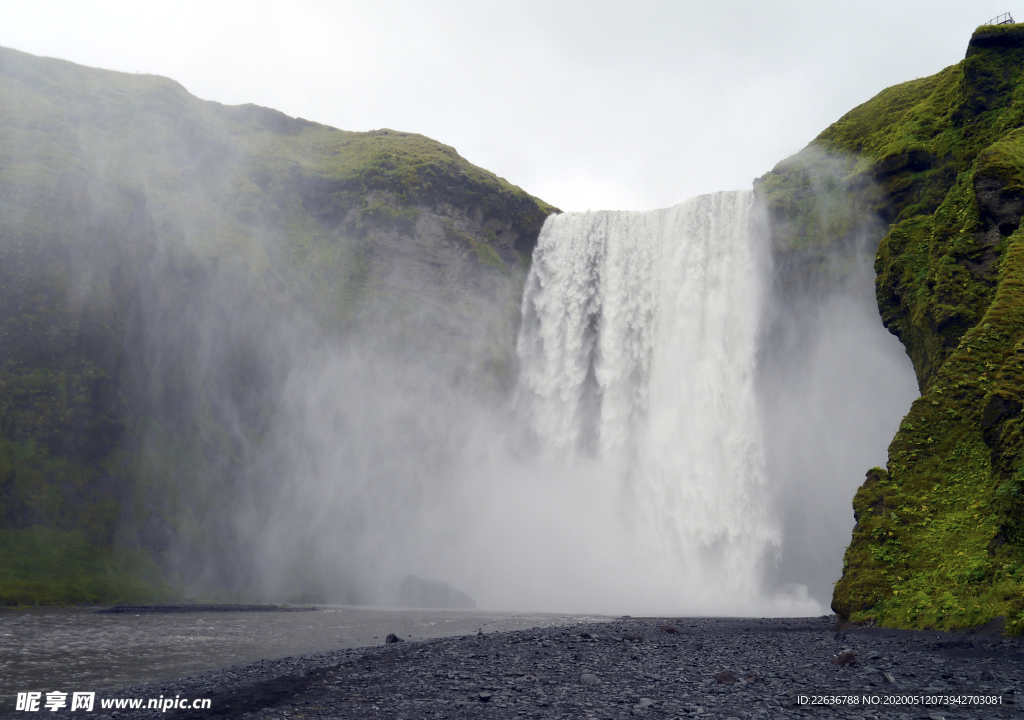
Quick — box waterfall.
[515,191,780,600]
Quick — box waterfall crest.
[515,191,780,599]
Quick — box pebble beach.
[49,615,1023,720]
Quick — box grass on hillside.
[0,527,171,606]
[822,25,1024,635]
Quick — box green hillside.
[0,46,556,605]
[759,24,1024,635]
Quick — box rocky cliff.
[758,24,1024,635]
[0,46,556,604]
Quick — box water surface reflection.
[0,606,606,696]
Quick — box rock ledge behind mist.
[396,575,476,610]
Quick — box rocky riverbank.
[48,616,1024,719]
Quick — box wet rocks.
[80,615,1024,720]
[632,697,655,712]
[831,650,858,665]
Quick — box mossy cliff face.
[0,46,556,604]
[759,25,1024,634]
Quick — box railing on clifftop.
[986,12,1015,25]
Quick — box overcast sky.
[1,1,1010,211]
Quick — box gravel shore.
[26,616,1024,719]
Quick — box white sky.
[0,0,1010,211]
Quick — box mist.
[755,151,920,605]
[183,178,917,616]
[0,46,921,616]
[116,177,914,616]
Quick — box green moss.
[442,219,506,270]
[0,44,558,604]
[875,178,998,390]
[278,207,368,327]
[0,527,170,605]
[760,25,1024,634]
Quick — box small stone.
[385,633,404,644]
[830,651,857,665]
[714,671,738,683]
[478,692,492,702]
[579,673,601,685]
[657,624,678,634]
[883,671,897,685]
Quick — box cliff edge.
[759,24,1024,634]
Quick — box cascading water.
[514,191,782,605]
[229,181,913,616]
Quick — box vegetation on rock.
[0,46,556,605]
[758,24,1024,634]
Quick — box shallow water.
[0,606,606,697]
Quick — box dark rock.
[384,633,404,644]
[657,624,678,634]
[873,148,937,178]
[831,651,858,665]
[982,395,1023,427]
[975,173,1024,237]
[395,574,475,609]
[968,24,1024,57]
[86,616,1024,720]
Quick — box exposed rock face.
[974,173,1024,238]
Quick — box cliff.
[0,46,556,604]
[758,24,1024,634]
